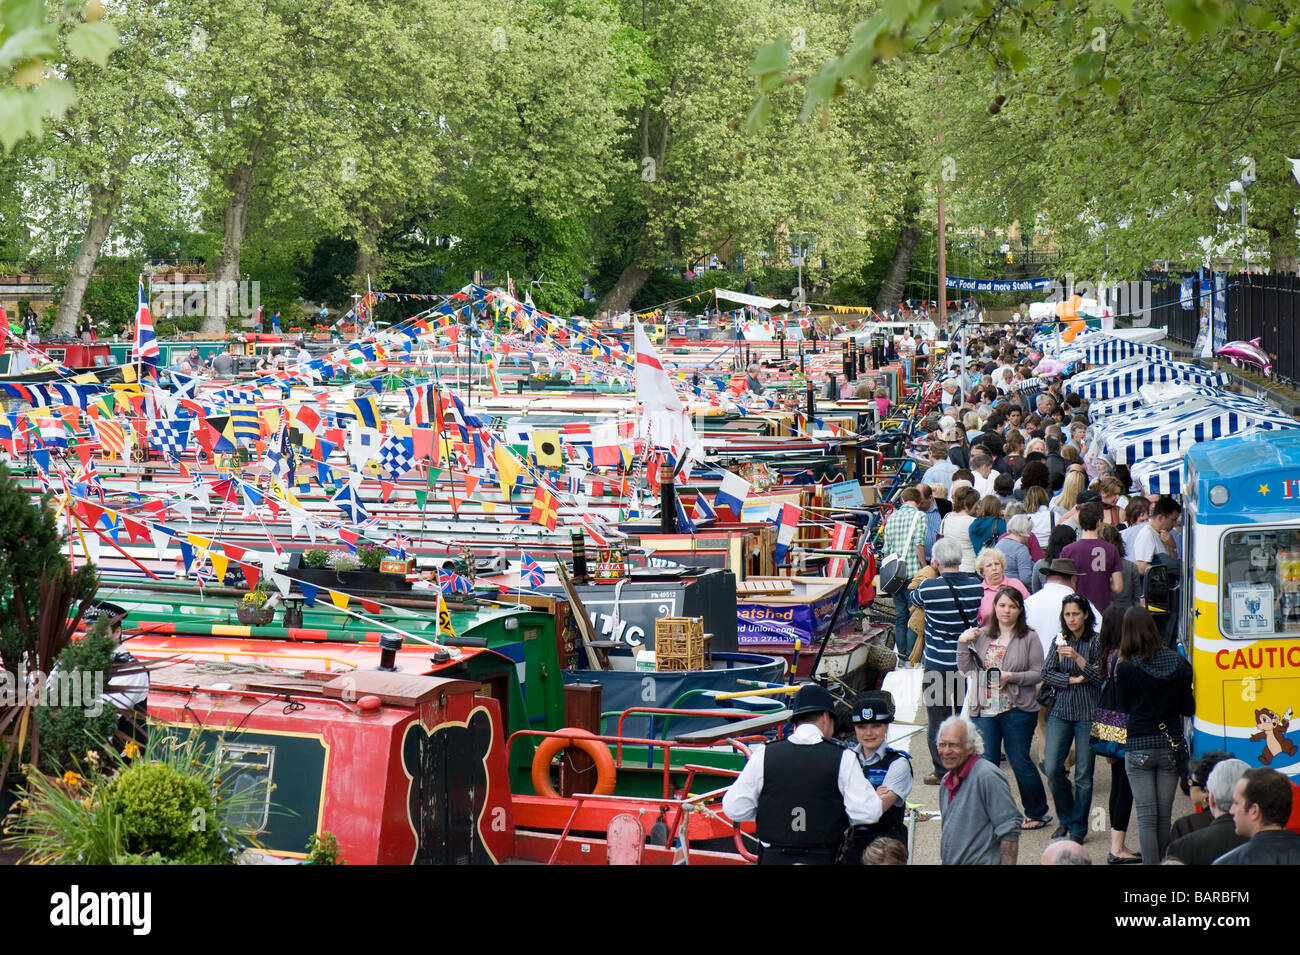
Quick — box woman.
[1041,595,1104,843]
[1002,430,1026,480]
[1031,525,1077,592]
[1115,606,1195,864]
[1096,475,1128,528]
[993,472,1016,512]
[1051,468,1087,522]
[940,485,980,572]
[969,495,1007,555]
[957,586,1051,830]
[963,410,982,442]
[1098,523,1141,610]
[996,513,1040,585]
[873,387,892,419]
[1024,485,1054,550]
[1095,606,1141,863]
[975,548,1029,626]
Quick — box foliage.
[240,583,269,609]
[306,831,345,865]
[302,549,329,569]
[34,618,120,774]
[356,543,386,571]
[325,551,360,573]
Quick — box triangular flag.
[380,480,395,502]
[209,552,229,581]
[272,571,292,598]
[240,561,260,590]
[329,589,350,610]
[301,581,319,607]
[150,526,174,562]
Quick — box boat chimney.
[571,529,589,585]
[659,463,677,534]
[377,633,403,671]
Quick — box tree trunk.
[55,184,118,337]
[205,138,268,334]
[876,189,922,312]
[598,262,653,315]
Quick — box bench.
[672,709,791,745]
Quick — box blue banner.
[945,276,1055,293]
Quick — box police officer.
[722,684,882,865]
[840,690,913,863]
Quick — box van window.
[1220,528,1300,638]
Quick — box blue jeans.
[1125,747,1180,864]
[892,592,915,660]
[975,708,1049,820]
[1045,715,1096,838]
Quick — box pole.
[937,73,948,334]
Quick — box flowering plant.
[240,583,270,608]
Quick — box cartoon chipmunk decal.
[1250,707,1298,766]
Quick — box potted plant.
[357,543,386,571]
[236,583,274,626]
[302,549,329,569]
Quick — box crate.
[655,616,707,671]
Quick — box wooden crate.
[655,616,707,670]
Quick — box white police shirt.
[720,723,883,834]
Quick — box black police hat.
[849,690,896,724]
[789,683,838,719]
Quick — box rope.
[186,661,282,676]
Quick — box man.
[1169,759,1249,865]
[939,379,959,409]
[937,715,1021,865]
[294,338,313,369]
[1041,839,1091,865]
[722,684,882,865]
[1133,496,1182,576]
[921,439,957,490]
[1215,767,1300,864]
[1120,497,1151,553]
[841,690,913,862]
[882,487,928,660]
[910,538,982,784]
[969,452,1000,497]
[745,363,764,395]
[1060,502,1123,613]
[823,371,839,400]
[271,309,282,335]
[1044,435,1067,487]
[210,342,236,377]
[1024,559,1100,659]
[178,346,205,376]
[917,483,949,561]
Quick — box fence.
[1226,273,1300,386]
[1145,273,1200,344]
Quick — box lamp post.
[1215,157,1256,272]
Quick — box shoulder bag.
[1133,660,1189,776]
[1088,670,1128,759]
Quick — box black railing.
[1226,274,1300,386]
[1144,273,1199,345]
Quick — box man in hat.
[840,690,913,862]
[81,602,149,746]
[722,684,882,865]
[1024,558,1100,659]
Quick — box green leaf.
[0,78,72,151]
[743,93,771,134]
[0,24,59,68]
[1,0,48,35]
[747,38,790,77]
[1107,0,1134,18]
[64,17,117,65]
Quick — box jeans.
[1045,716,1096,838]
[974,708,1050,820]
[923,669,966,776]
[892,592,916,660]
[1125,747,1179,864]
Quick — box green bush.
[103,761,224,864]
[302,549,329,569]
[356,543,386,570]
[35,620,121,774]
[306,831,346,865]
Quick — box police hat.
[789,684,838,719]
[849,691,896,724]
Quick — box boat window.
[215,741,275,832]
[1219,528,1300,639]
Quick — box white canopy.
[714,288,790,309]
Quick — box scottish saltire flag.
[520,551,545,588]
[132,275,160,367]
[713,471,750,515]
[331,482,368,522]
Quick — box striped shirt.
[911,572,983,672]
[882,502,928,578]
[1040,631,1104,722]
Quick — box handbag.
[1132,660,1190,776]
[1089,676,1128,759]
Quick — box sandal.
[1021,817,1051,831]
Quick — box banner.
[945,276,1055,292]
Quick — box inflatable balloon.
[1217,338,1274,377]
[1034,357,1069,378]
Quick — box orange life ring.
[530,728,617,798]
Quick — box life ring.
[530,728,617,798]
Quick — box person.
[873,386,891,419]
[1051,469,1087,522]
[78,310,96,342]
[823,372,839,400]
[1030,525,1076,592]
[1120,497,1151,554]
[1097,523,1141,610]
[995,514,1037,586]
[256,348,276,373]
[911,538,983,785]
[1041,839,1091,865]
[1041,594,1103,843]
[974,548,1029,626]
[1044,435,1067,487]
[882,488,928,661]
[968,495,1006,556]
[1168,758,1249,865]
[271,309,282,335]
[970,453,1000,497]
[957,585,1051,830]
[179,346,205,375]
[1215,767,1300,864]
[921,439,957,489]
[1090,605,1140,864]
[295,338,312,369]
[1169,750,1232,842]
[24,308,39,343]
[862,837,907,865]
[1060,501,1123,613]
[939,485,980,573]
[917,483,949,562]
[1095,476,1128,528]
[210,343,236,377]
[721,684,882,865]
[936,715,1022,865]
[993,472,1016,511]
[1024,558,1099,658]
[1116,606,1195,864]
[1023,485,1053,550]
[745,363,764,395]
[1133,496,1182,576]
[83,603,149,746]
[840,691,913,861]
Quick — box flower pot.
[237,606,275,626]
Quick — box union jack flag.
[439,568,472,594]
[387,533,412,558]
[520,551,545,588]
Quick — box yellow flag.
[330,590,350,610]
[209,553,229,581]
[437,593,457,639]
[495,444,519,495]
[532,430,562,468]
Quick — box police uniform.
[721,685,882,865]
[841,691,913,864]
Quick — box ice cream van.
[1184,430,1300,773]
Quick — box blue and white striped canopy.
[1131,452,1185,495]
[1066,357,1228,400]
[1075,337,1174,365]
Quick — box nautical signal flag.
[437,592,457,639]
[713,471,750,515]
[132,275,160,367]
[531,429,562,469]
[528,486,559,531]
[347,395,381,430]
[826,521,856,578]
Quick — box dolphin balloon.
[1034,357,1070,378]
[1216,338,1273,377]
